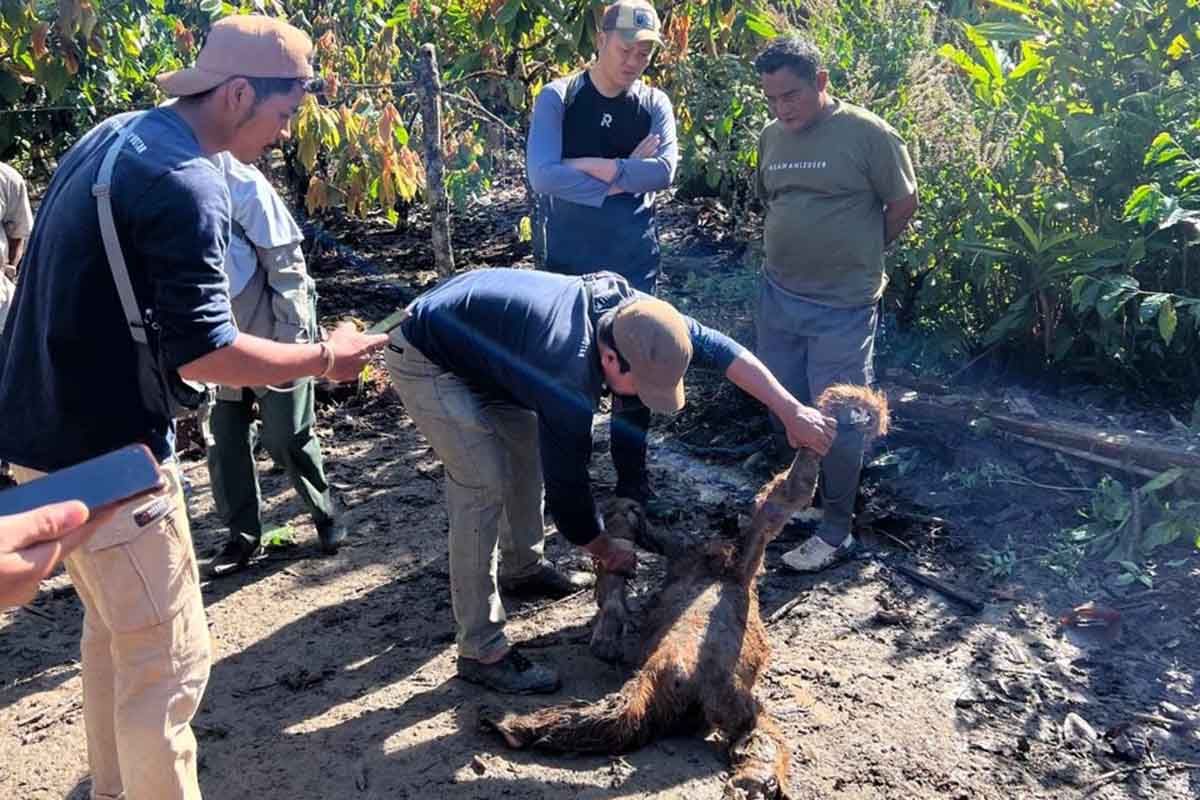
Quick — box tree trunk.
[417,44,454,276]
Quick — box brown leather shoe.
[500,562,593,599]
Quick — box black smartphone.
[367,307,410,335]
[0,444,164,517]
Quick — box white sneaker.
[781,534,855,573]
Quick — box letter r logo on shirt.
[600,113,613,128]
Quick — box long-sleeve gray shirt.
[527,72,678,290]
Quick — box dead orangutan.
[484,385,889,799]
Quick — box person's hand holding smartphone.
[0,445,165,607]
[0,445,164,518]
[0,501,94,607]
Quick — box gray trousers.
[384,332,545,661]
[756,275,878,545]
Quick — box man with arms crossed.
[527,0,677,514]
[0,17,385,799]
[753,35,918,573]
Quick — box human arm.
[609,89,677,195]
[564,90,679,197]
[539,408,637,575]
[755,132,769,212]
[868,123,919,247]
[133,167,385,387]
[0,501,93,608]
[259,242,316,343]
[178,322,386,386]
[884,191,918,245]
[683,315,836,455]
[526,84,611,207]
[227,159,315,344]
[724,352,836,455]
[5,238,24,269]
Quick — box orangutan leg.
[704,683,791,800]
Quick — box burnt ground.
[2,177,1198,800]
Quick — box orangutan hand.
[583,534,637,577]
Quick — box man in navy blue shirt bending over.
[385,269,836,694]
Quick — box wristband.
[317,341,336,378]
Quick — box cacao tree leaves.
[30,22,49,59]
[1140,467,1184,497]
[1158,296,1178,345]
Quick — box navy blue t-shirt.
[399,269,744,545]
[0,108,237,471]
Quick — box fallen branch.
[18,696,82,730]
[869,528,916,552]
[888,387,1199,480]
[893,563,986,614]
[765,594,807,626]
[1005,433,1160,480]
[1082,761,1200,796]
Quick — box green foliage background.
[2,0,1199,401]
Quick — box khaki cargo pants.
[13,461,210,800]
[384,330,545,661]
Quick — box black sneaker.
[316,518,347,555]
[206,532,263,578]
[500,562,593,599]
[456,650,561,694]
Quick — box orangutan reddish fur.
[485,386,888,799]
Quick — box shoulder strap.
[92,112,150,345]
[562,70,588,111]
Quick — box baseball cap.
[612,298,693,414]
[601,1,663,45]
[156,15,315,97]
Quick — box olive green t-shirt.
[756,99,916,307]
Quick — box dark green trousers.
[207,379,334,539]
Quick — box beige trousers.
[13,462,211,800]
[384,332,545,660]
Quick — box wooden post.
[416,43,454,276]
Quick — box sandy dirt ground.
[3,190,1198,799]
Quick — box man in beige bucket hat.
[0,15,386,799]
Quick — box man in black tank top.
[527,1,678,509]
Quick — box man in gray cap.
[0,16,386,799]
[527,1,678,514]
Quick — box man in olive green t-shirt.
[753,34,918,573]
